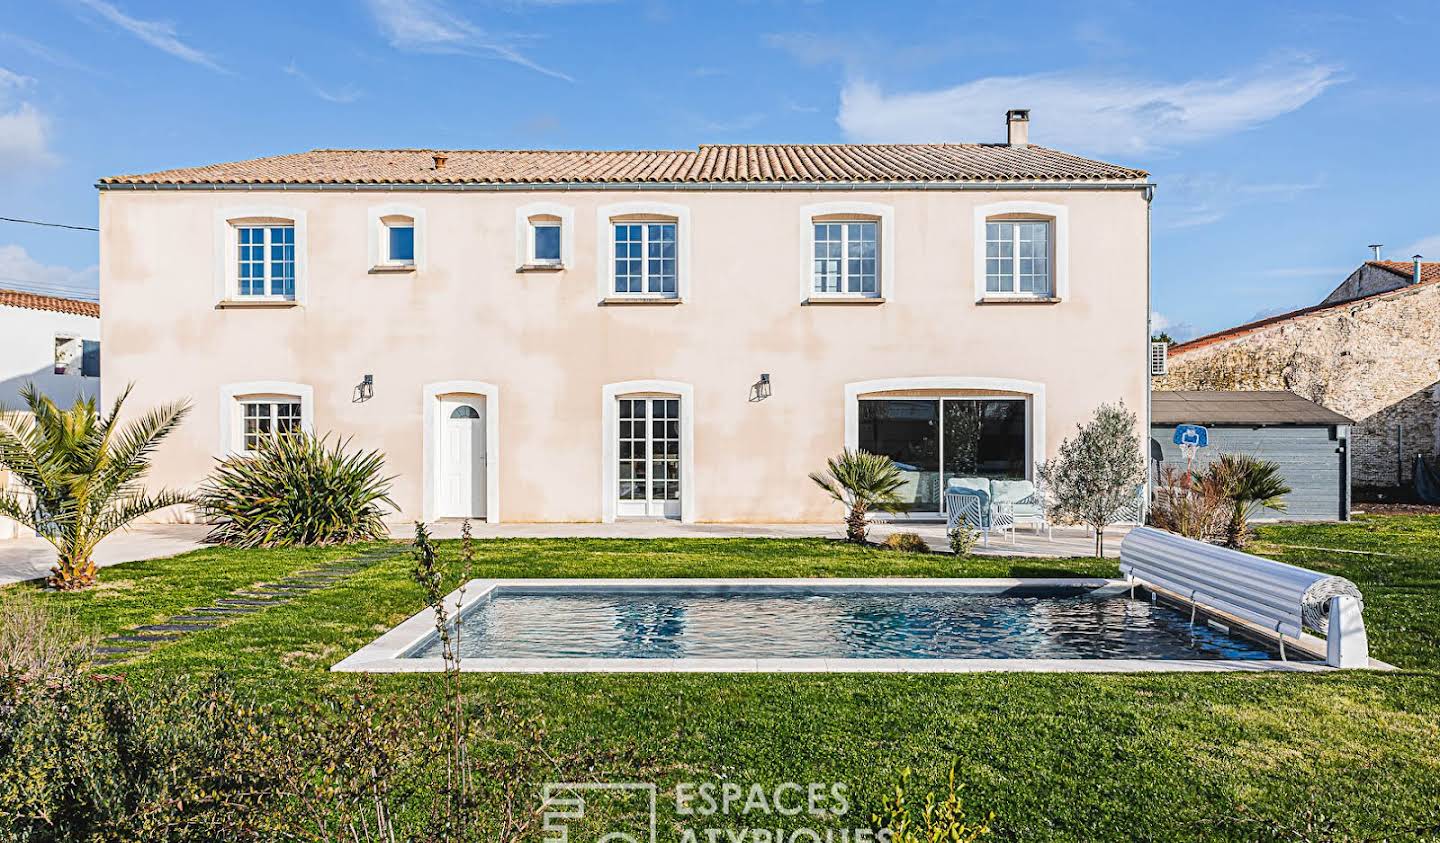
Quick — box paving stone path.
[95,544,405,664]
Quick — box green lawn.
[10,519,1440,840]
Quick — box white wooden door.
[439,396,486,519]
[616,397,681,518]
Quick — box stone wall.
[1157,281,1440,488]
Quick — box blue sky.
[2,0,1437,339]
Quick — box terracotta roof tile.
[0,288,99,318]
[1169,262,1440,355]
[99,144,1148,186]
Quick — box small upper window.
[613,221,677,296]
[241,399,302,452]
[387,223,415,264]
[985,220,1051,296]
[237,224,296,299]
[532,222,562,264]
[381,217,416,266]
[813,221,878,297]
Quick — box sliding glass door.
[858,397,1027,514]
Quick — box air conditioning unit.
[1150,341,1168,376]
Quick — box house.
[0,287,100,408]
[1150,390,1353,521]
[97,110,1153,524]
[1155,255,1440,496]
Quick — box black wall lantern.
[354,374,374,403]
[750,373,772,402]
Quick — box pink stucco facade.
[99,183,1150,523]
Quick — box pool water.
[408,589,1295,661]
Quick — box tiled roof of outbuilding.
[0,287,99,318]
[99,144,1149,186]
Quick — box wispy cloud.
[1159,173,1324,229]
[0,69,56,175]
[837,57,1342,154]
[73,0,227,73]
[1150,311,1197,343]
[364,0,572,82]
[0,244,96,297]
[0,32,92,72]
[1399,234,1440,260]
[283,63,362,104]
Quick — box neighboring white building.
[0,287,101,408]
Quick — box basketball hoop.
[1172,424,1209,472]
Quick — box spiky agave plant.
[809,448,908,543]
[0,384,191,590]
[197,431,395,547]
[1211,453,1290,549]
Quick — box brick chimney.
[432,153,448,170]
[1006,109,1030,147]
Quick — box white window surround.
[799,201,895,302]
[218,381,314,457]
[601,380,695,523]
[368,203,426,271]
[843,377,1046,471]
[595,201,691,303]
[213,206,308,306]
[422,380,501,523]
[972,200,1068,302]
[515,201,575,269]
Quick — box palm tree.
[1212,454,1290,549]
[0,385,191,590]
[809,449,908,543]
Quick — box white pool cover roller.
[1120,527,1367,665]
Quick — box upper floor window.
[984,219,1052,297]
[531,220,562,264]
[241,398,301,452]
[385,219,415,265]
[813,221,878,297]
[613,221,678,297]
[236,224,296,299]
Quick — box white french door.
[616,396,681,518]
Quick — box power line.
[0,216,99,232]
[0,277,99,301]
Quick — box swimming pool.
[333,579,1331,673]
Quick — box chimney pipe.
[1368,244,1383,261]
[1006,109,1030,147]
[1414,254,1424,285]
[432,153,448,170]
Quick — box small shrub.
[1149,464,1228,542]
[947,525,979,556]
[0,590,94,684]
[197,431,395,547]
[883,532,930,553]
[873,763,993,843]
[809,449,908,543]
[1211,453,1290,548]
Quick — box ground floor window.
[241,399,302,452]
[857,397,1027,511]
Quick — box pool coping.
[331,577,1344,674]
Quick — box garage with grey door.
[1150,390,1353,521]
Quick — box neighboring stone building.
[1156,259,1440,494]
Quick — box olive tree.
[1037,402,1145,557]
